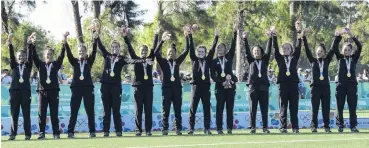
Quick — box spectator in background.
[58,66,67,84]
[362,69,369,82]
[304,69,312,83]
[1,69,12,84]
[122,74,132,84]
[67,74,73,84]
[152,71,161,83]
[31,71,38,84]
[357,73,363,82]
[297,68,306,99]
[267,69,276,84]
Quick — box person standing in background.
[2,69,12,84]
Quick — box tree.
[71,0,84,44]
[1,0,37,34]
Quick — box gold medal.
[258,73,262,78]
[347,73,351,78]
[286,71,291,76]
[19,78,24,83]
[221,72,226,77]
[79,75,84,80]
[170,76,175,81]
[202,75,206,80]
[319,76,324,80]
[46,78,51,84]
[144,75,148,80]
[110,72,115,77]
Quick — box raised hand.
[155,27,160,35]
[301,27,310,37]
[270,26,277,35]
[335,30,341,36]
[215,27,219,36]
[192,24,199,32]
[62,31,69,43]
[27,32,37,44]
[7,33,13,44]
[295,21,301,32]
[233,23,238,33]
[162,31,171,41]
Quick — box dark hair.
[140,45,148,51]
[17,49,27,55]
[317,43,326,53]
[251,45,265,55]
[170,43,176,51]
[217,43,226,49]
[3,69,9,72]
[196,45,207,53]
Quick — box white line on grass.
[127,137,369,148]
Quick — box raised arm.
[154,40,165,62]
[124,36,139,59]
[351,37,362,61]
[188,34,197,61]
[97,37,110,57]
[264,37,273,63]
[88,38,98,66]
[8,43,17,69]
[64,42,76,66]
[273,35,282,59]
[148,33,159,59]
[243,34,254,64]
[303,36,314,63]
[26,43,33,68]
[206,35,218,62]
[226,31,237,60]
[55,43,66,69]
[32,44,41,68]
[327,36,341,62]
[177,36,190,65]
[293,38,302,59]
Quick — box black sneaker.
[53,134,60,140]
[325,128,331,133]
[279,128,288,133]
[162,130,169,135]
[351,127,359,133]
[25,135,31,140]
[8,135,15,141]
[104,132,109,137]
[37,133,46,140]
[187,130,194,135]
[217,130,224,135]
[135,131,142,136]
[146,131,152,136]
[338,127,344,133]
[68,133,75,139]
[204,129,212,135]
[250,128,256,134]
[227,129,232,134]
[89,132,96,138]
[176,130,182,135]
[293,129,300,134]
[116,132,122,137]
[263,128,270,134]
[311,127,318,133]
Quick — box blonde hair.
[340,42,353,54]
[110,40,120,47]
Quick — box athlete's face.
[111,43,120,55]
[281,43,292,56]
[78,46,87,59]
[167,48,176,59]
[342,44,352,56]
[16,51,27,63]
[216,44,225,57]
[252,47,262,59]
[140,46,148,58]
[44,49,53,63]
[197,48,206,58]
[316,46,325,58]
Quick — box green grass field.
[1,129,369,148]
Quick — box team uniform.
[65,39,97,137]
[124,34,159,135]
[154,38,189,135]
[210,31,237,134]
[32,43,65,139]
[273,35,302,133]
[8,43,33,140]
[244,36,272,133]
[334,36,362,132]
[303,36,339,132]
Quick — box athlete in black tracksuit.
[273,35,302,133]
[7,39,33,141]
[211,31,237,134]
[33,42,65,139]
[124,33,158,136]
[334,34,362,133]
[303,35,340,133]
[244,34,272,134]
[65,37,97,138]
[188,32,218,135]
[155,36,189,136]
[97,38,145,137]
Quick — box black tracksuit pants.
[215,86,235,130]
[9,90,31,137]
[134,86,153,133]
[67,87,96,133]
[161,86,182,131]
[335,82,358,128]
[311,85,330,128]
[100,84,122,133]
[188,84,211,130]
[278,82,299,129]
[38,90,60,135]
[249,88,269,129]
